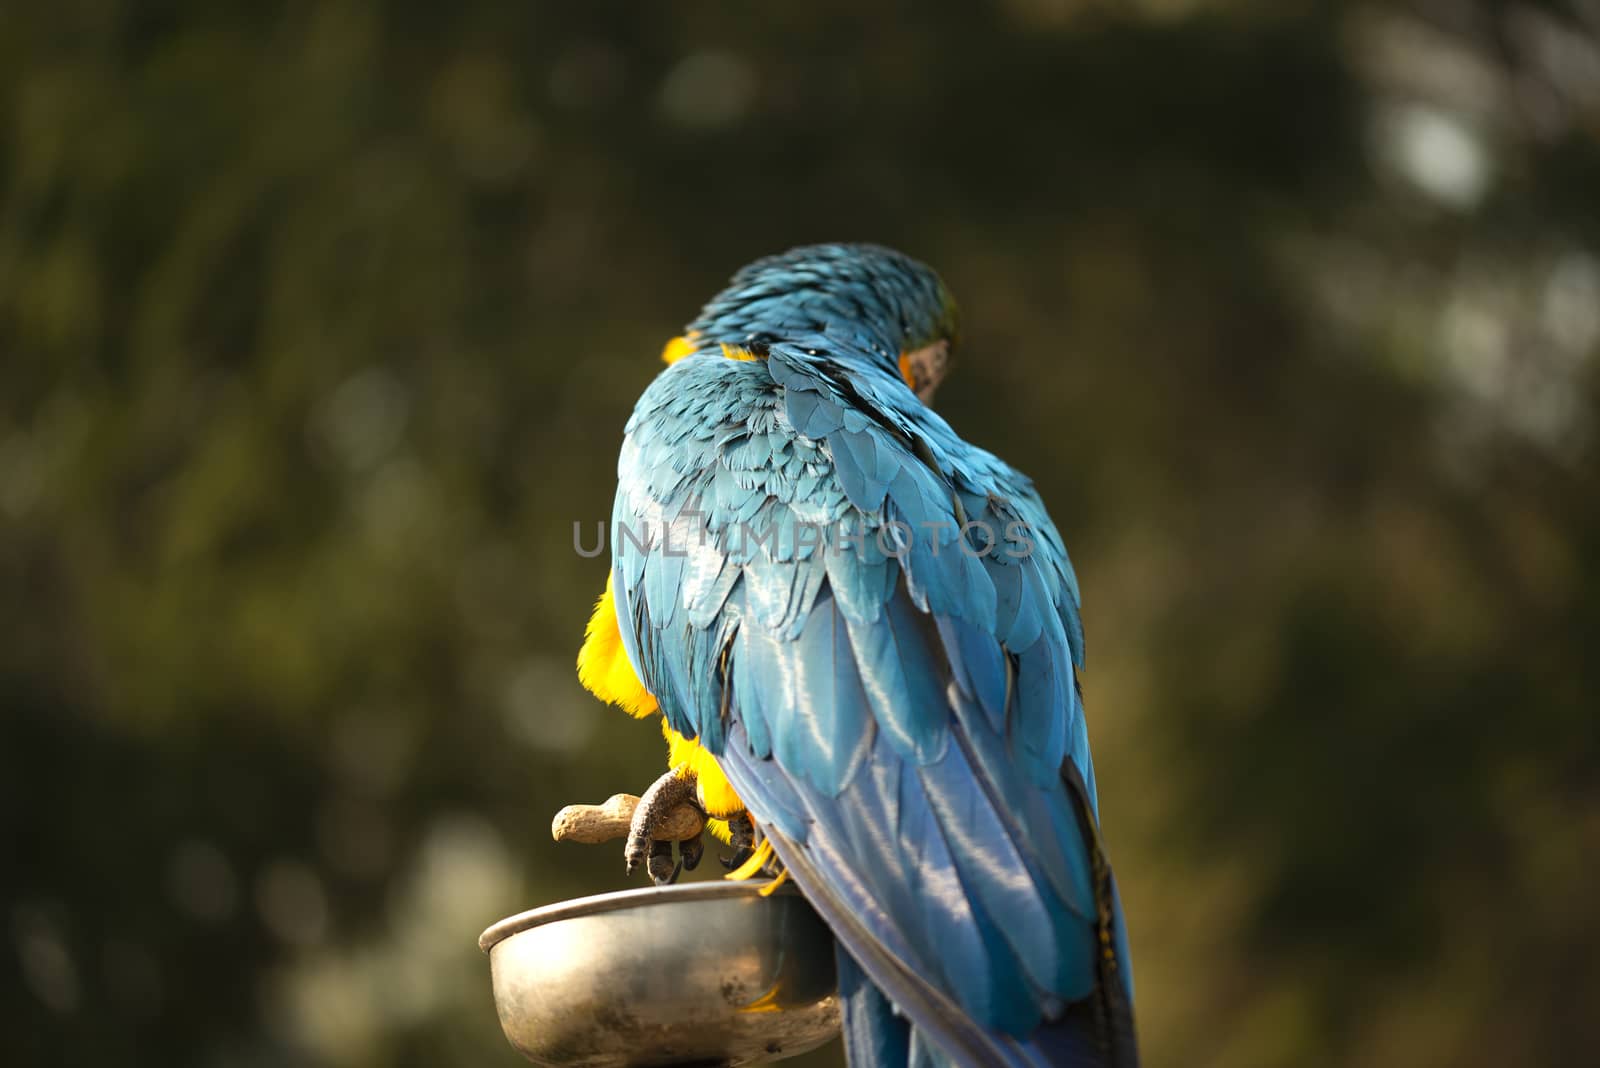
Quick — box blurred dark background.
[4,2,1598,1066]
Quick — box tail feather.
[838,947,911,1067]
[839,941,1133,1068]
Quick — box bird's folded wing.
[611,344,1130,1065]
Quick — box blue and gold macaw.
[578,244,1137,1067]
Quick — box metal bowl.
[479,881,840,1067]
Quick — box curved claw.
[646,839,680,885]
[720,811,757,871]
[679,834,705,872]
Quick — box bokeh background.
[5,2,1599,1066]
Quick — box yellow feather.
[663,721,745,816]
[661,332,764,365]
[575,575,658,718]
[660,331,701,365]
[719,342,762,362]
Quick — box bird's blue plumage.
[607,245,1136,1067]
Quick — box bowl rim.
[478,880,793,953]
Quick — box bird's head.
[661,243,959,403]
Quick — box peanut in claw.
[550,793,706,844]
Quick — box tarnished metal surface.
[480,882,840,1067]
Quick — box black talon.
[679,834,705,872]
[647,838,679,885]
[721,811,756,870]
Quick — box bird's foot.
[625,769,706,885]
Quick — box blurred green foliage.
[3,2,1598,1066]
